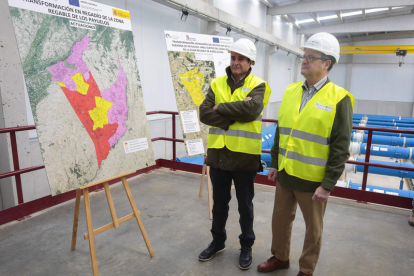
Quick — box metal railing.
[1,111,413,225]
[0,126,44,204]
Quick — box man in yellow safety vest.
[198,38,271,270]
[257,32,354,276]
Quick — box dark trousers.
[210,167,256,248]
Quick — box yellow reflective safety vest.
[278,82,354,182]
[208,74,271,155]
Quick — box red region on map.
[59,73,118,167]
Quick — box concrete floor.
[0,169,413,276]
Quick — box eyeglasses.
[300,55,327,62]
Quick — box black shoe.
[239,247,252,270]
[198,241,225,261]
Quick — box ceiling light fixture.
[181,9,189,21]
[296,18,315,25]
[365,8,388,13]
[317,14,338,21]
[341,11,363,17]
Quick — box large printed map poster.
[8,0,155,195]
[164,31,233,157]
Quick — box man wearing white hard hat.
[257,33,354,276]
[198,38,271,270]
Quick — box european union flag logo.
[213,37,220,43]
[69,0,80,7]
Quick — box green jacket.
[270,79,353,192]
[200,66,266,173]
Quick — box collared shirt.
[299,75,328,112]
[231,74,246,84]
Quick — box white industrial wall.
[331,38,414,116]
[292,37,414,117]
[265,15,298,121]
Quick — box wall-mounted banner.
[164,30,233,157]
[9,0,131,30]
[7,0,155,196]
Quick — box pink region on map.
[49,37,90,89]
[67,37,90,81]
[101,60,129,147]
[49,62,78,90]
[48,36,130,166]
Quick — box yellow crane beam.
[341,50,414,54]
[340,45,414,54]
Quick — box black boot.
[239,246,252,270]
[198,241,225,261]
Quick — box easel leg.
[71,189,82,251]
[121,177,155,257]
[199,162,207,197]
[84,188,99,276]
[207,166,213,220]
[103,182,119,228]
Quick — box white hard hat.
[302,32,340,63]
[228,38,257,65]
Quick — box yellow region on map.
[179,67,205,106]
[71,73,89,95]
[57,81,66,88]
[89,97,113,130]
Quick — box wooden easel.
[199,156,213,220]
[71,171,154,276]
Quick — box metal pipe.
[352,129,414,138]
[261,123,277,149]
[0,165,45,180]
[353,123,414,130]
[361,131,373,191]
[351,133,414,147]
[172,114,176,161]
[363,121,414,128]
[10,132,24,205]
[354,118,414,124]
[355,158,414,179]
[348,181,414,198]
[356,143,414,159]
[354,113,414,122]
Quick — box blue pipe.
[355,158,414,179]
[352,130,414,138]
[351,133,414,147]
[353,114,414,122]
[262,153,272,168]
[352,120,414,128]
[359,143,414,159]
[348,181,414,198]
[364,118,414,125]
[261,124,277,149]
[364,121,414,128]
[353,123,414,131]
[365,125,414,131]
[353,117,414,125]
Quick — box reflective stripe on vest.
[279,127,330,145]
[279,147,328,167]
[226,129,262,140]
[209,128,226,135]
[207,74,271,155]
[278,81,354,182]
